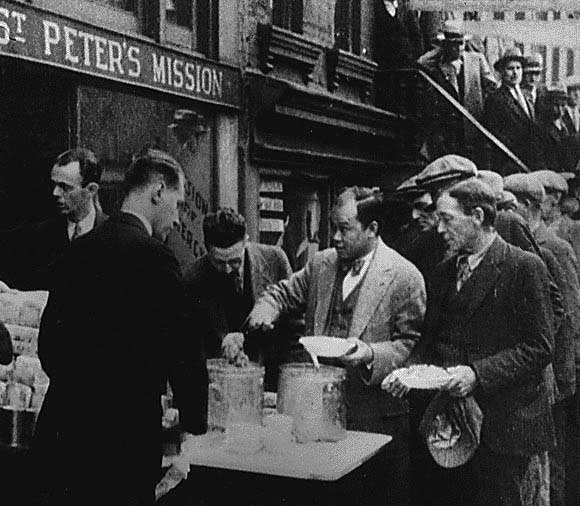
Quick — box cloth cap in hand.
[415,155,478,190]
[419,392,483,468]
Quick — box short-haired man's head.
[332,187,382,261]
[446,179,497,228]
[334,186,384,231]
[54,148,102,186]
[203,208,247,249]
[203,208,247,276]
[123,149,183,197]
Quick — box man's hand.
[247,302,277,332]
[381,371,410,398]
[443,365,477,397]
[339,338,373,367]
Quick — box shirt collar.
[458,232,497,271]
[122,210,153,236]
[67,203,96,240]
[346,249,374,278]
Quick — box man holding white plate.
[244,186,426,505]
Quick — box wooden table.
[159,431,392,506]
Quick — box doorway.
[0,58,74,229]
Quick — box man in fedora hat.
[417,20,496,158]
[523,53,547,110]
[563,80,580,136]
[541,84,577,173]
[418,20,496,111]
[484,48,546,172]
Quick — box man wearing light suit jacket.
[245,186,426,506]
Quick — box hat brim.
[494,55,526,71]
[415,171,474,190]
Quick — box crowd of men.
[418,20,580,175]
[1,145,580,506]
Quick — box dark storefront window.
[515,11,526,20]
[493,11,505,20]
[553,11,561,20]
[272,0,304,34]
[335,0,361,55]
[535,11,548,21]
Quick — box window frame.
[334,0,362,56]
[272,0,304,34]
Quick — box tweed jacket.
[412,236,555,456]
[184,242,293,357]
[255,239,426,429]
[535,222,580,370]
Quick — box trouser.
[409,391,544,506]
[550,401,566,506]
[566,387,580,506]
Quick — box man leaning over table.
[238,186,426,506]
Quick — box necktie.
[340,257,365,276]
[231,270,243,296]
[456,255,471,292]
[516,89,530,118]
[71,222,82,241]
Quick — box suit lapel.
[350,240,395,340]
[502,87,532,123]
[313,254,339,335]
[246,243,263,304]
[454,236,505,324]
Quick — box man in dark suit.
[35,149,208,506]
[386,178,555,506]
[1,148,108,290]
[504,173,580,506]
[484,48,546,172]
[184,208,296,390]
[522,53,547,115]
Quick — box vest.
[323,270,363,338]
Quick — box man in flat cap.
[416,155,542,257]
[395,175,449,280]
[386,178,555,506]
[505,173,580,506]
[484,48,546,172]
